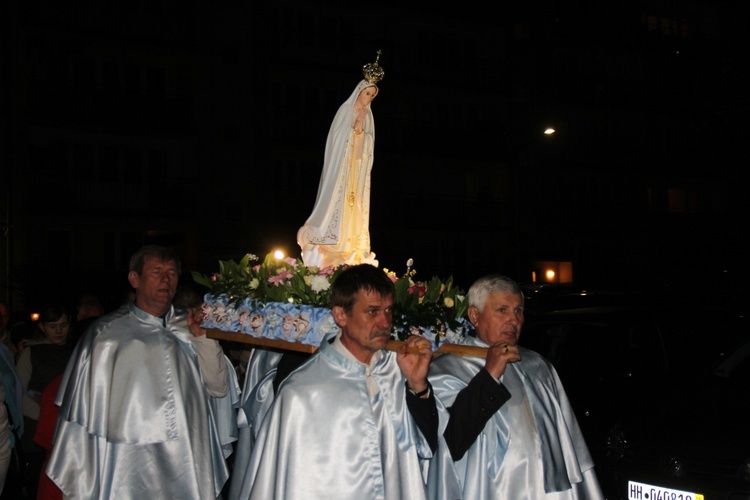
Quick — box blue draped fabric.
[239,340,436,500]
[47,303,233,499]
[428,337,604,499]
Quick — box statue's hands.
[397,335,432,394]
[484,342,521,379]
[188,308,207,337]
[353,106,367,133]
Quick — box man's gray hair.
[468,274,523,312]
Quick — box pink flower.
[268,269,293,286]
[252,265,261,272]
[318,265,335,276]
[285,257,299,268]
[407,284,427,297]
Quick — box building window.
[643,14,690,38]
[668,187,699,213]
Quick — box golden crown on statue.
[362,50,385,84]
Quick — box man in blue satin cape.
[46,245,236,499]
[237,264,442,500]
[428,274,604,499]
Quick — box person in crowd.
[47,245,235,498]
[75,294,104,323]
[0,385,9,498]
[15,305,72,498]
[0,303,11,355]
[0,325,22,497]
[34,373,63,500]
[0,301,21,496]
[173,286,203,317]
[234,264,440,499]
[34,293,123,499]
[428,274,604,499]
[16,306,71,423]
[68,294,105,346]
[9,321,35,363]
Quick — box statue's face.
[356,86,378,108]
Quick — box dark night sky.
[3,1,750,310]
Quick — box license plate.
[628,481,703,500]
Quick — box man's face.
[469,291,524,346]
[334,288,393,364]
[40,314,71,345]
[128,257,179,317]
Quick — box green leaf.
[393,277,410,305]
[191,271,213,289]
[427,276,444,302]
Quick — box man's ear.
[127,271,140,290]
[467,305,479,327]
[332,306,348,328]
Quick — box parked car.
[519,289,750,498]
[598,335,750,499]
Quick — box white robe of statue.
[297,79,379,269]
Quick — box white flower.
[249,278,260,290]
[310,275,331,293]
[456,294,465,302]
[443,297,455,308]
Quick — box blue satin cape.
[47,303,234,499]
[428,337,604,499]
[240,340,441,500]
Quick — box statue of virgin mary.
[297,54,384,269]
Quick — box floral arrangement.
[192,253,472,349]
[192,252,343,307]
[385,259,472,346]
